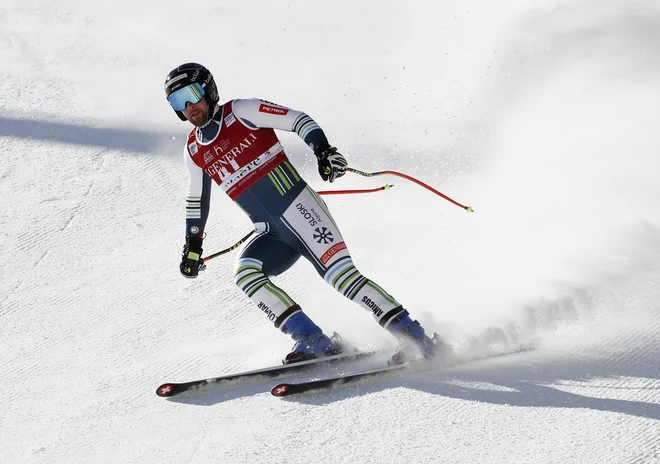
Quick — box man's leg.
[278,187,439,360]
[234,224,338,363]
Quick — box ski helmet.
[164,63,219,121]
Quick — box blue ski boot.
[386,309,442,365]
[281,310,340,364]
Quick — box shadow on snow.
[0,115,180,155]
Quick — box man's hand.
[180,235,206,278]
[314,145,347,183]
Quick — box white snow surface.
[2,1,660,463]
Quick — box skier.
[165,62,440,364]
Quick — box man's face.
[182,98,210,127]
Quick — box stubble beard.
[189,108,208,127]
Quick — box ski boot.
[281,311,340,364]
[326,331,355,354]
[386,309,443,365]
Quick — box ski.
[271,361,415,397]
[270,347,536,397]
[156,349,382,398]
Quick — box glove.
[180,235,206,278]
[314,145,347,183]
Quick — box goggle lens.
[168,83,205,111]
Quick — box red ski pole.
[204,167,472,263]
[317,184,394,195]
[347,167,473,212]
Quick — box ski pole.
[203,230,254,263]
[317,184,394,195]
[202,184,394,262]
[347,167,473,212]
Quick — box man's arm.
[231,98,330,152]
[179,146,212,278]
[184,146,212,237]
[232,98,347,182]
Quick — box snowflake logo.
[313,227,334,244]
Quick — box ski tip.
[156,383,176,397]
[271,383,292,397]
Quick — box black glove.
[314,145,347,183]
[180,235,206,278]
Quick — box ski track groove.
[0,285,24,313]
[635,430,660,464]
[1,243,52,310]
[3,144,109,310]
[0,139,16,181]
[634,442,660,464]
[0,300,21,318]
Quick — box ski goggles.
[168,83,205,111]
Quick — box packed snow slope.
[2,1,660,463]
